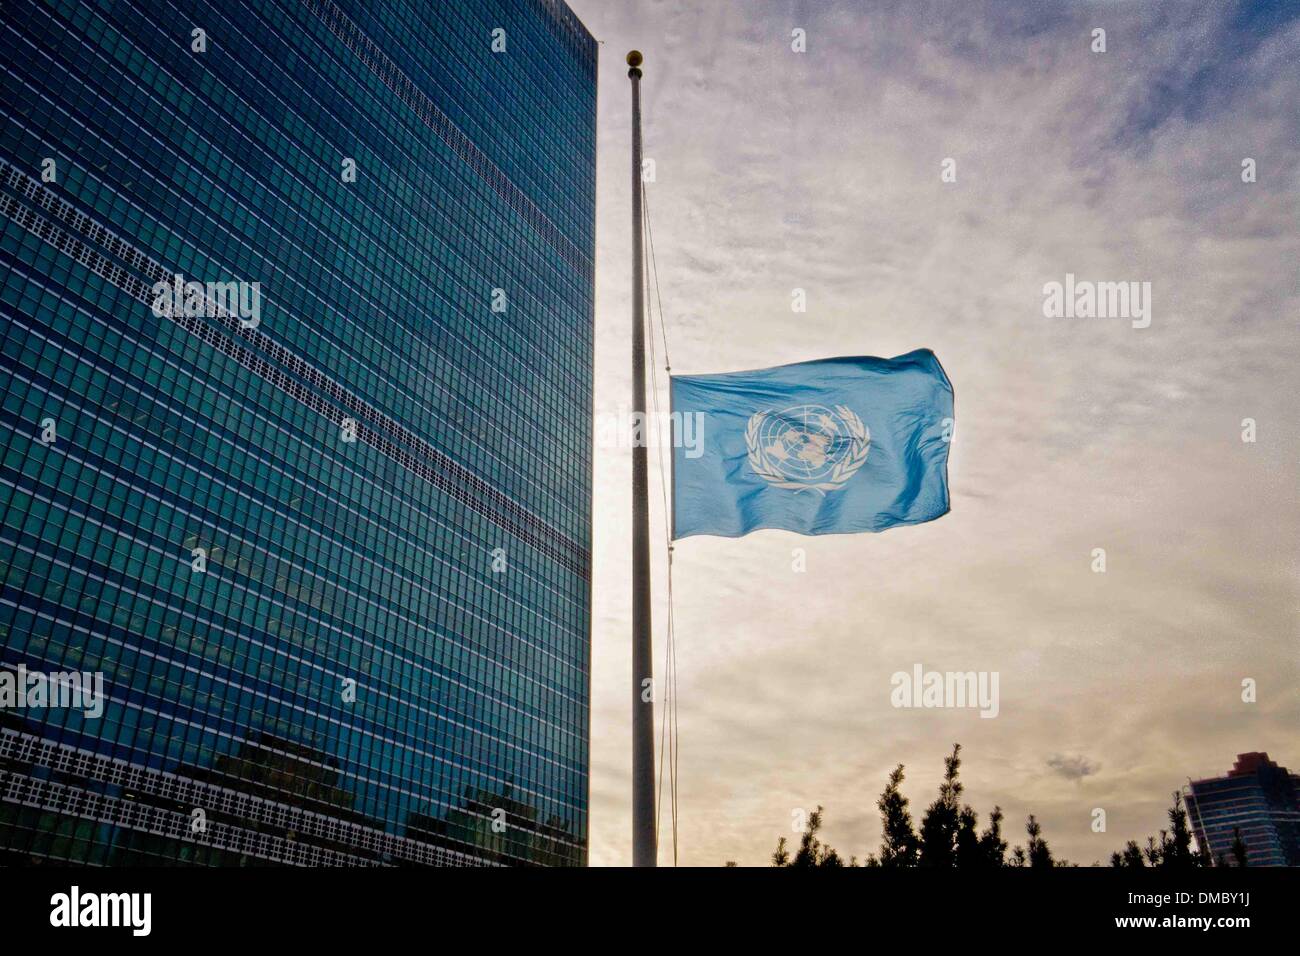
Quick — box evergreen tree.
[1143,835,1161,866]
[1230,828,1249,867]
[954,804,982,868]
[877,764,919,868]
[977,805,1008,867]
[1157,791,1201,869]
[919,744,964,868]
[1110,840,1146,868]
[791,806,842,867]
[771,837,790,867]
[771,806,846,867]
[1026,815,1054,868]
[1105,792,1209,868]
[754,746,1078,870]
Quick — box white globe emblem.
[745,404,870,493]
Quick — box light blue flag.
[671,349,953,538]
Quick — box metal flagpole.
[628,49,657,868]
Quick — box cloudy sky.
[564,0,1299,866]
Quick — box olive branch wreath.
[745,405,870,494]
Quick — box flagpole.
[628,49,657,868]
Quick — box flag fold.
[671,349,953,538]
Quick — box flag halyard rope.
[642,180,680,866]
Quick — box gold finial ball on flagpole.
[626,50,643,68]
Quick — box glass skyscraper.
[1185,753,1300,867]
[0,0,594,866]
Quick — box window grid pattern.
[0,0,595,867]
[0,161,587,577]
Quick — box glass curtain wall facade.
[0,0,595,866]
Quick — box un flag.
[671,350,953,538]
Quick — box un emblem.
[745,404,870,493]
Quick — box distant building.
[1185,753,1300,866]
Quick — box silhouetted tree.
[955,804,981,867]
[1107,792,1210,868]
[1110,840,1146,868]
[744,746,1246,868]
[1157,792,1206,868]
[771,806,846,867]
[771,837,790,867]
[919,745,963,867]
[877,764,919,868]
[1143,835,1161,866]
[793,806,843,867]
[1230,828,1249,867]
[977,805,1008,867]
[1026,815,1054,868]
[757,746,1078,868]
[875,751,1016,869]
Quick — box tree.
[919,744,963,867]
[747,746,1237,869]
[877,764,919,868]
[1156,791,1205,868]
[1026,815,1054,868]
[771,837,790,867]
[793,806,844,867]
[1230,828,1249,867]
[1143,835,1160,866]
[763,746,1062,869]
[1106,792,1209,868]
[1110,840,1146,868]
[977,805,1008,867]
[771,805,846,867]
[955,804,982,868]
